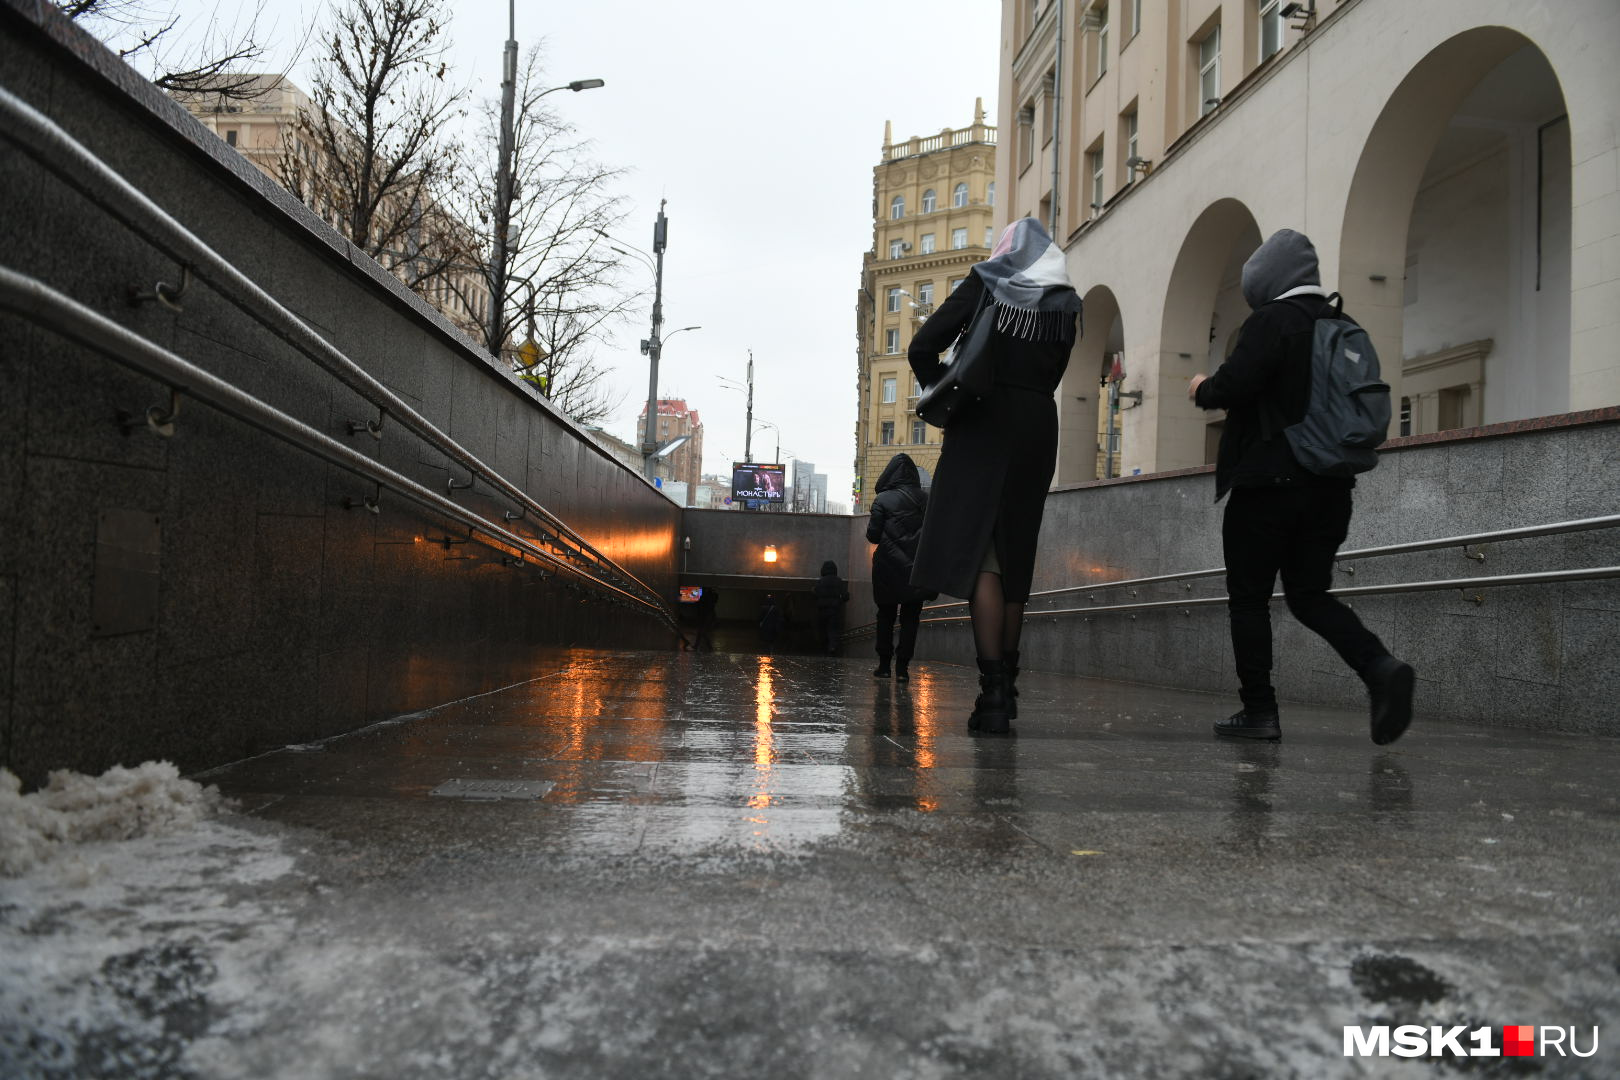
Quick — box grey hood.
[1241,229,1322,309]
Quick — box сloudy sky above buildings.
[126,0,1002,504]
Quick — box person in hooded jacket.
[812,561,849,655]
[909,217,1082,733]
[1190,228,1415,745]
[866,453,937,681]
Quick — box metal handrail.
[915,512,1620,612]
[0,85,665,612]
[881,566,1620,627]
[0,268,679,632]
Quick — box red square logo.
[1503,1025,1536,1057]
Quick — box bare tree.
[59,0,281,103]
[463,47,635,426]
[275,0,470,297]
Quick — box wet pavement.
[5,649,1620,1078]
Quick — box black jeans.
[815,607,843,654]
[874,601,924,662]
[1223,485,1388,711]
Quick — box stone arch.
[1158,198,1263,471]
[1057,285,1124,483]
[1339,27,1572,432]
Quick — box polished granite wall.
[0,1,682,785]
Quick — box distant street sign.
[517,338,546,367]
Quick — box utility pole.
[641,200,668,476]
[742,349,755,462]
[486,0,518,353]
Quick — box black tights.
[969,571,1025,661]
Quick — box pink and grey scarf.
[972,217,1082,342]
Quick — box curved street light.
[487,3,604,349]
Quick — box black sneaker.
[1214,709,1281,741]
[1364,655,1415,745]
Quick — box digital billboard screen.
[731,462,785,504]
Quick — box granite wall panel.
[0,6,681,785]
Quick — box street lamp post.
[485,0,603,352]
[638,200,669,476]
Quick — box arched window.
[890,195,904,219]
[921,188,937,213]
[953,182,969,207]
[987,182,996,207]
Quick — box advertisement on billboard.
[731,462,785,506]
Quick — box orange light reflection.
[749,656,776,811]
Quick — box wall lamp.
[763,545,778,564]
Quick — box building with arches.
[998,0,1619,484]
[854,105,997,511]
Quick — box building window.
[1399,396,1412,437]
[1199,25,1222,116]
[886,287,901,313]
[891,195,905,219]
[1018,104,1035,171]
[882,376,897,403]
[987,181,996,207]
[1095,4,1110,77]
[1127,0,1141,38]
[917,282,934,306]
[224,129,238,146]
[880,421,895,445]
[949,277,965,293]
[921,188,937,213]
[921,233,936,254]
[951,228,968,250]
[890,239,904,259]
[1260,0,1282,61]
[1124,109,1140,180]
[909,374,921,398]
[885,329,900,354]
[984,226,993,247]
[952,182,968,208]
[1089,146,1105,216]
[911,418,928,444]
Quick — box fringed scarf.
[974,217,1082,343]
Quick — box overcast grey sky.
[115,0,1002,508]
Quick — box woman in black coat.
[909,217,1081,733]
[866,453,937,681]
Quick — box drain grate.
[430,778,554,801]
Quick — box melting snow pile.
[0,761,225,876]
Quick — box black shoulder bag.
[915,287,997,429]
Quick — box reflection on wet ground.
[26,649,1619,1077]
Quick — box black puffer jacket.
[866,454,937,606]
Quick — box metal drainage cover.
[430,778,554,801]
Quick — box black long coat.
[865,453,936,607]
[907,274,1073,602]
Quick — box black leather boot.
[1005,649,1021,720]
[969,658,1011,734]
[873,651,892,678]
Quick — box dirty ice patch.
[0,761,229,876]
[0,794,299,1078]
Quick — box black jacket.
[1194,294,1355,501]
[812,561,849,610]
[866,454,937,607]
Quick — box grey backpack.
[1279,294,1391,476]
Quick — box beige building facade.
[999,0,1620,483]
[855,105,998,512]
[174,76,491,343]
